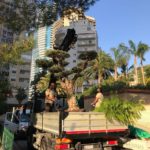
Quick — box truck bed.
[33,112,127,137]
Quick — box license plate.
[84,145,94,149]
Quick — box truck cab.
[4,109,31,137]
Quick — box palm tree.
[120,63,134,79]
[111,48,120,81]
[137,42,149,85]
[128,40,139,84]
[111,44,127,81]
[82,51,114,86]
[119,43,131,79]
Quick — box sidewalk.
[135,105,150,132]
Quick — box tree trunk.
[114,65,117,81]
[98,72,103,87]
[134,55,138,84]
[140,59,146,85]
[67,96,80,112]
[125,70,127,79]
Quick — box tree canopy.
[0,0,100,33]
[15,87,27,105]
[0,36,33,65]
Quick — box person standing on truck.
[91,88,103,108]
[45,82,57,112]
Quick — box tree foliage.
[35,49,71,93]
[0,36,33,65]
[45,49,70,78]
[15,88,27,105]
[79,50,114,86]
[0,0,100,33]
[0,77,10,95]
[94,95,145,125]
[36,74,50,92]
[111,43,130,80]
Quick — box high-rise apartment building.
[30,26,54,82]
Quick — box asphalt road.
[13,140,27,150]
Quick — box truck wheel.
[40,137,48,150]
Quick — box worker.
[91,88,103,108]
[45,82,57,112]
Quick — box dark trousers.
[45,102,56,112]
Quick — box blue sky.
[86,0,150,66]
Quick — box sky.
[86,0,150,66]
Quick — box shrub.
[94,95,145,125]
[83,85,98,96]
[102,80,127,93]
[146,78,150,89]
[130,84,147,90]
[82,80,128,96]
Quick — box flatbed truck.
[27,106,128,150]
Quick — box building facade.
[30,26,54,82]
[5,53,32,105]
[0,24,13,43]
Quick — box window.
[3,30,7,36]
[87,27,91,31]
[19,78,29,82]
[11,78,16,81]
[85,48,87,51]
[12,70,16,73]
[20,70,30,74]
[89,40,92,44]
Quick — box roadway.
[13,140,27,150]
